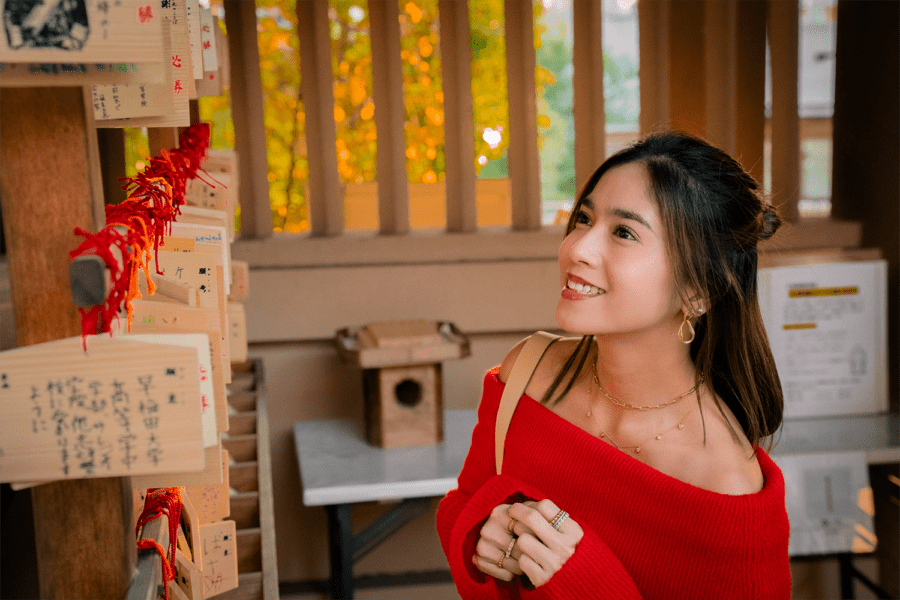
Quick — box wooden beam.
[439,0,478,233]
[505,0,541,230]
[96,127,128,205]
[297,0,344,236]
[224,0,273,238]
[0,86,135,599]
[369,0,410,235]
[572,0,606,187]
[769,0,801,222]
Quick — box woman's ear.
[682,294,708,317]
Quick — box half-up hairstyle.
[541,131,783,449]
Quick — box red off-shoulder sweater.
[436,368,791,599]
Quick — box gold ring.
[497,537,516,569]
[507,517,517,534]
[549,510,569,531]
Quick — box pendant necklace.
[584,360,702,454]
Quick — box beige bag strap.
[495,331,560,475]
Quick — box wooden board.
[0,336,203,482]
[115,333,217,447]
[0,61,162,87]
[94,0,190,128]
[228,261,249,303]
[227,302,247,364]
[185,448,231,524]
[200,520,239,597]
[0,0,164,64]
[129,299,228,434]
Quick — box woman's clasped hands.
[473,499,584,588]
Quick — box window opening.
[601,0,639,157]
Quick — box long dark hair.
[542,131,783,449]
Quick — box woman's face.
[556,162,683,338]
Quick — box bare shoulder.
[691,401,765,495]
[497,334,581,401]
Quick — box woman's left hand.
[507,499,584,588]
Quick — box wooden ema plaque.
[339,320,469,449]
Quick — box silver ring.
[550,510,569,531]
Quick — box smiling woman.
[437,131,790,599]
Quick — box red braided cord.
[71,123,211,343]
[136,538,176,600]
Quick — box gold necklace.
[591,360,704,411]
[597,404,693,454]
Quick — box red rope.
[136,487,184,600]
[71,123,211,344]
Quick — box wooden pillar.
[505,0,542,231]
[704,0,738,155]
[0,86,135,599]
[297,0,344,236]
[370,0,410,235]
[768,0,801,222]
[638,0,670,135]
[224,0,273,238]
[439,0,478,233]
[573,0,607,187]
[733,0,767,185]
[668,0,706,136]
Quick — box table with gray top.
[293,409,477,599]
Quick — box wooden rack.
[219,360,279,600]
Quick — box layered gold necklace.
[585,359,703,454]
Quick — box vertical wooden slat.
[297,0,344,236]
[369,0,410,235]
[668,1,706,136]
[768,0,801,222]
[96,127,128,205]
[147,127,179,156]
[439,0,477,233]
[505,0,541,231]
[572,0,606,188]
[0,86,135,600]
[224,0,273,238]
[704,0,738,156]
[81,86,108,228]
[734,0,767,185]
[638,0,670,135]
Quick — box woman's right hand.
[472,503,524,582]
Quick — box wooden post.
[505,0,542,231]
[224,0,273,238]
[439,0,478,233]
[768,0,801,222]
[370,0,411,235]
[0,86,135,598]
[573,0,607,187]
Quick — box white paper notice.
[774,452,876,556]
[760,260,888,418]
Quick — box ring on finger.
[549,510,569,531]
[498,536,516,568]
[507,517,517,534]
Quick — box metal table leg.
[324,498,432,599]
[326,504,354,599]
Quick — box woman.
[436,131,791,599]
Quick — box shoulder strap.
[495,331,560,475]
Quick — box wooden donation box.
[336,320,470,448]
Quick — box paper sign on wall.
[759,260,888,417]
[774,451,876,556]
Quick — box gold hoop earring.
[678,312,695,344]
